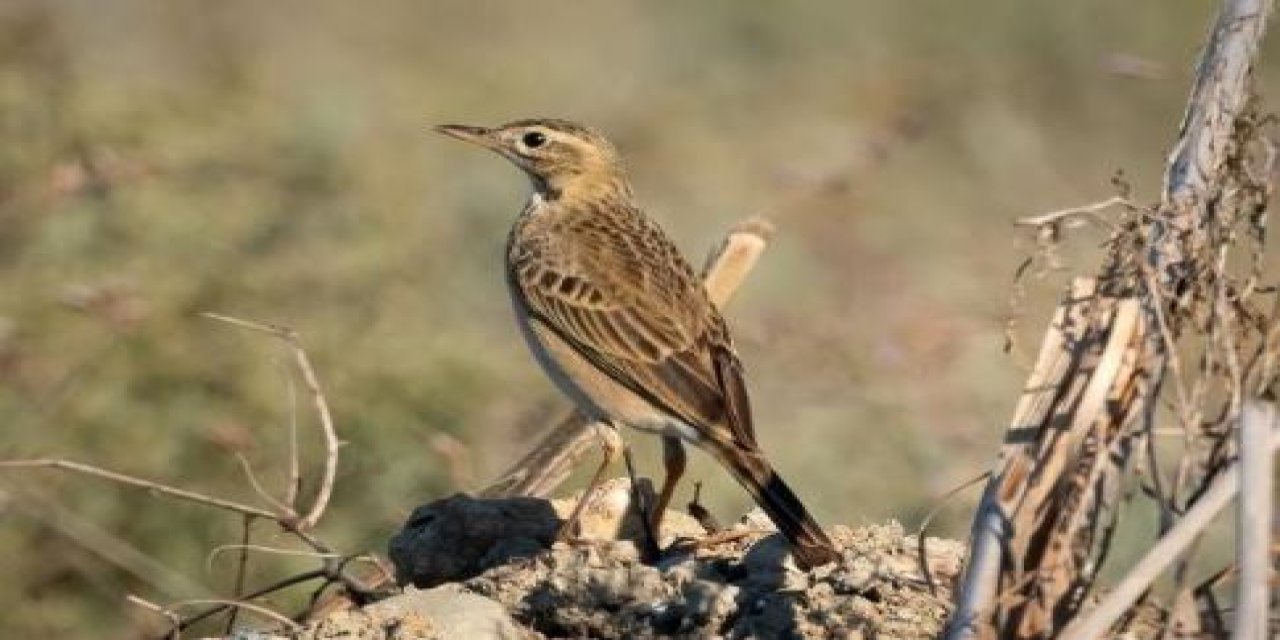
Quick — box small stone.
[363,585,522,639]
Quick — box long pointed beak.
[434,124,499,150]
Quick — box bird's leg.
[649,435,687,535]
[555,421,623,542]
[622,445,662,562]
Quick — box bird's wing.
[511,211,756,447]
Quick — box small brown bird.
[436,118,839,569]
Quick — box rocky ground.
[258,479,965,639]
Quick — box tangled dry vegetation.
[952,1,1279,637]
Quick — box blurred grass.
[0,0,1271,636]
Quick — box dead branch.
[1158,0,1273,273]
[480,217,775,498]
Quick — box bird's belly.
[509,295,700,443]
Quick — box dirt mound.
[462,522,961,639]
[294,480,963,639]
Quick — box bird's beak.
[434,124,500,150]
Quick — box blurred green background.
[0,0,1267,636]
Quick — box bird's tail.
[716,446,839,570]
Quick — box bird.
[435,118,839,569]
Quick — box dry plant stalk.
[950,0,1277,637]
[481,217,775,498]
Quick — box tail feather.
[721,449,839,569]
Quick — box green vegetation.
[0,1,1254,636]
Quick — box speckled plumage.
[436,118,838,569]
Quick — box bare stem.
[202,312,339,530]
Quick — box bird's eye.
[522,131,547,149]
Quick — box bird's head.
[435,118,628,199]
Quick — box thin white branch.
[1235,401,1274,640]
[1014,196,1130,229]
